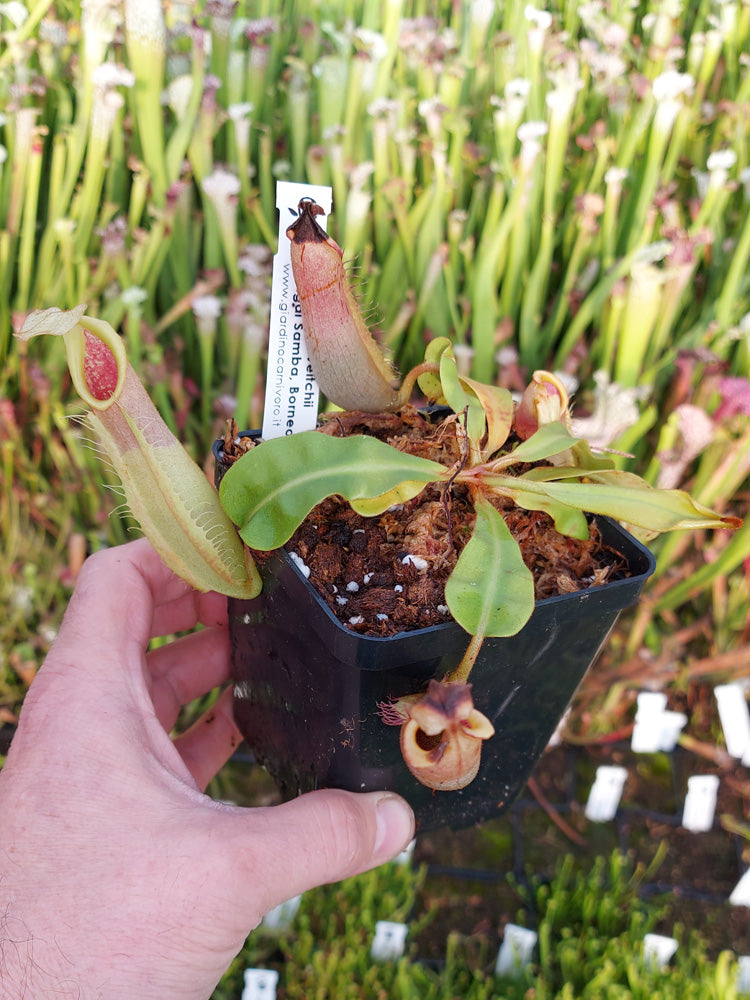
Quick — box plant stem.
[445,630,485,685]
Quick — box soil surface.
[224,406,633,636]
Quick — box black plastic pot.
[214,435,655,832]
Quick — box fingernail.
[373,793,415,860]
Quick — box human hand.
[0,538,414,999]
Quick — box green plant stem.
[554,250,639,367]
[14,130,43,312]
[234,340,261,427]
[715,200,750,331]
[0,0,54,69]
[519,215,554,368]
[165,45,206,185]
[124,0,168,203]
[445,630,485,685]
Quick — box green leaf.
[501,474,741,534]
[418,340,513,459]
[350,480,436,516]
[498,422,582,467]
[219,431,448,549]
[520,465,590,482]
[417,336,451,401]
[458,378,513,458]
[439,347,486,446]
[568,438,617,471]
[512,490,590,539]
[445,497,535,638]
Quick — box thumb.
[226,788,415,918]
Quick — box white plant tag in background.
[261,893,302,931]
[371,920,408,961]
[635,691,668,715]
[730,869,750,907]
[395,838,416,866]
[643,933,678,969]
[656,710,688,752]
[631,691,668,753]
[261,180,333,440]
[585,765,628,822]
[681,774,720,832]
[495,924,537,977]
[737,955,750,993]
[241,968,279,1000]
[715,683,750,759]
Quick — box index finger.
[60,539,228,658]
[151,588,229,639]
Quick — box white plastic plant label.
[261,893,302,931]
[261,180,333,440]
[730,868,750,907]
[241,968,279,1000]
[395,838,416,866]
[631,691,668,753]
[495,924,537,977]
[715,683,750,759]
[371,920,408,961]
[547,706,571,748]
[636,691,668,715]
[642,933,678,969]
[681,774,720,832]
[737,955,750,993]
[656,710,688,752]
[584,765,628,822]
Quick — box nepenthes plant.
[16,199,741,792]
